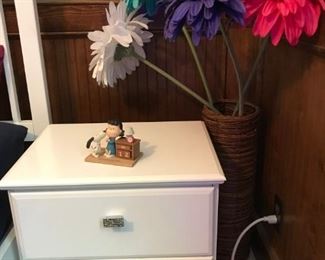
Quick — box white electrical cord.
[231,215,278,260]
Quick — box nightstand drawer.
[10,187,215,259]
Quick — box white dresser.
[0,121,225,260]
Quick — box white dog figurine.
[86,132,106,158]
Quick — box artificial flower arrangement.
[88,0,324,117]
[87,1,323,258]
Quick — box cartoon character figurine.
[125,127,135,143]
[105,120,124,158]
[86,131,106,157]
[85,121,141,167]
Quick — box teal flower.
[125,0,157,16]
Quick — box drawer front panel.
[116,144,132,151]
[117,150,131,159]
[10,187,214,259]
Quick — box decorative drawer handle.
[103,216,124,228]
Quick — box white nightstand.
[0,121,225,260]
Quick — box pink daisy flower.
[318,0,325,10]
[245,0,323,46]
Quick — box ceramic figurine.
[125,127,135,143]
[104,120,124,158]
[85,121,142,167]
[86,131,106,158]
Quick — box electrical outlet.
[274,195,282,232]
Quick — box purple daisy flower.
[164,0,246,45]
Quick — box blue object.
[106,138,116,155]
[0,122,27,241]
[125,0,158,16]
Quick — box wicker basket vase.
[202,100,260,260]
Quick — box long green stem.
[232,37,269,116]
[182,26,213,106]
[219,23,244,116]
[137,56,220,113]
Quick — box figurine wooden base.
[85,152,143,167]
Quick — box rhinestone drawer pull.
[103,216,124,228]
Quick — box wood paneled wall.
[256,16,325,260]
[0,1,261,122]
[1,1,325,260]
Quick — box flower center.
[114,20,127,27]
[114,44,135,61]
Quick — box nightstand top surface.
[0,121,225,190]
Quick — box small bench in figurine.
[85,120,142,167]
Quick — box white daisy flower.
[88,1,153,87]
